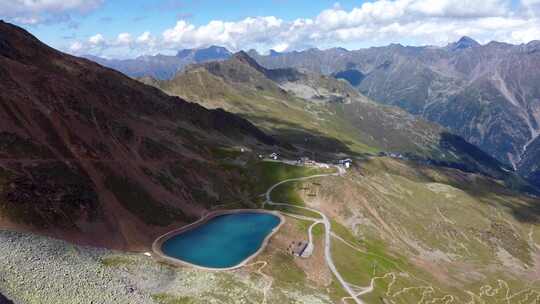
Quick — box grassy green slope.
[135,56,540,303]
[315,158,540,303]
[142,55,530,191]
[153,65,377,156]
[144,56,449,158]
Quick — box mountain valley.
[0,17,540,304]
[248,38,540,187]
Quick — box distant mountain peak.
[175,49,191,58]
[83,45,232,80]
[526,40,540,53]
[207,45,230,52]
[176,45,232,62]
[306,47,321,53]
[229,51,302,83]
[457,36,479,44]
[451,36,480,50]
[269,49,281,57]
[232,50,250,59]
[232,51,263,69]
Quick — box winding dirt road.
[263,165,365,304]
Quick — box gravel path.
[264,165,365,304]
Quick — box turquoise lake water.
[161,212,281,269]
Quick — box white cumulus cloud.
[136,31,153,44]
[69,41,83,52]
[65,0,540,58]
[0,0,104,24]
[408,0,509,18]
[88,33,105,45]
[115,33,132,46]
[162,16,284,51]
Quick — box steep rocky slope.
[249,38,540,186]
[86,46,231,80]
[0,21,275,250]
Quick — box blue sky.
[1,0,538,58]
[16,0,358,50]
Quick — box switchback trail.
[263,164,366,304]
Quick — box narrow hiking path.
[262,164,366,304]
[243,261,273,304]
[278,211,322,257]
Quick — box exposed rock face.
[85,45,232,80]
[249,38,540,186]
[519,136,540,186]
[0,21,274,249]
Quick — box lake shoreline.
[152,209,285,271]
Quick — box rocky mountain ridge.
[84,45,232,80]
[143,51,532,190]
[248,38,540,186]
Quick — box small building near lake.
[338,158,352,168]
[287,240,309,257]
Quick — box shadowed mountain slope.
[0,21,276,250]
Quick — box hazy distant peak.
[232,50,255,60]
[525,40,540,53]
[305,47,321,53]
[333,47,349,52]
[269,49,281,56]
[206,45,230,52]
[176,45,232,61]
[232,50,262,69]
[450,36,481,50]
